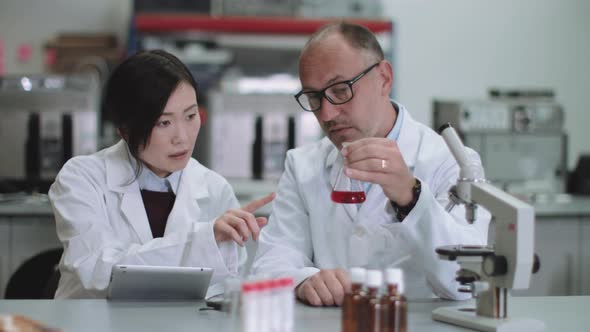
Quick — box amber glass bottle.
[381,268,407,332]
[366,270,383,332]
[342,267,367,332]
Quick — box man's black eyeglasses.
[294,62,380,112]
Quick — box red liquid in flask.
[331,191,366,204]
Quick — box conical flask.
[331,151,366,204]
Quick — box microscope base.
[432,307,545,332]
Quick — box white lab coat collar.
[104,140,210,243]
[395,103,420,170]
[105,140,138,194]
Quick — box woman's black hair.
[102,49,198,177]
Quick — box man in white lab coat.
[252,22,490,306]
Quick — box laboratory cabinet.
[513,217,582,296]
[10,218,61,274]
[582,219,590,295]
[0,216,61,299]
[0,221,10,299]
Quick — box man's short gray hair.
[303,21,385,64]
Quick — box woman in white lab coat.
[49,50,273,298]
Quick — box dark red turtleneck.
[140,190,176,238]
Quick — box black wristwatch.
[390,178,422,222]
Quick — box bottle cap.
[349,267,366,284]
[385,268,402,284]
[385,268,404,293]
[366,270,382,288]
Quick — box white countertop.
[0,296,588,331]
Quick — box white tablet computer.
[107,265,213,300]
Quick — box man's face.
[298,34,388,149]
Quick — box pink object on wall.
[17,43,33,64]
[44,48,57,66]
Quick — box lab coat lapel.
[105,140,153,244]
[395,106,420,172]
[164,161,208,236]
[120,188,153,243]
[327,147,358,221]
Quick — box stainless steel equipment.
[433,94,567,197]
[0,74,99,191]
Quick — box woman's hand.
[213,192,275,246]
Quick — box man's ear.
[378,61,394,97]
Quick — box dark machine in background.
[0,74,99,193]
[433,90,567,199]
[568,155,590,195]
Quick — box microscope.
[432,124,544,332]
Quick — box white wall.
[383,0,590,168]
[1,0,588,168]
[0,0,131,74]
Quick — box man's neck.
[378,101,398,138]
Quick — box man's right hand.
[296,269,351,306]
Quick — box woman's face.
[138,81,200,177]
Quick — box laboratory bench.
[2,193,590,298]
[0,296,589,331]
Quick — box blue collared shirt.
[363,101,404,193]
[124,143,182,194]
[138,166,182,194]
